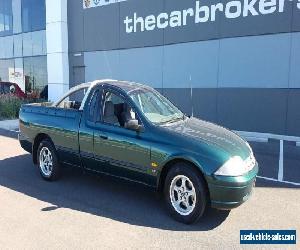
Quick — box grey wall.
[68,0,300,52]
[67,0,300,137]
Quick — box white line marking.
[278,140,284,181]
[257,176,300,186]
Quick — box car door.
[92,87,154,185]
[79,87,104,171]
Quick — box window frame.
[86,87,103,123]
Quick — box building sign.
[123,0,300,34]
[83,0,127,9]
[81,0,300,50]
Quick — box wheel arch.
[32,133,55,164]
[157,157,208,194]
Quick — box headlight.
[214,154,256,177]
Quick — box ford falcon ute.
[19,79,258,224]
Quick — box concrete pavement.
[0,131,299,249]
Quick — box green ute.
[19,79,258,224]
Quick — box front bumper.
[206,164,258,210]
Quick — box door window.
[102,90,138,128]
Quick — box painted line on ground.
[257,176,300,186]
[278,140,284,181]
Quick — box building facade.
[1,0,300,137]
[0,0,47,94]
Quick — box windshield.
[128,88,184,124]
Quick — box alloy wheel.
[169,175,197,216]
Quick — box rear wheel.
[37,139,60,181]
[164,163,207,224]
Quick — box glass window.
[0,59,14,82]
[22,0,46,32]
[22,32,32,56]
[22,30,46,57]
[12,0,21,34]
[103,91,139,128]
[0,0,13,37]
[32,30,46,55]
[13,57,25,91]
[4,36,13,58]
[13,34,22,57]
[0,34,13,59]
[56,87,89,110]
[2,82,11,94]
[0,37,4,58]
[23,56,47,94]
[129,88,184,125]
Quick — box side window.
[103,90,139,128]
[56,87,88,110]
[3,84,10,94]
[87,90,100,122]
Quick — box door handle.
[99,135,108,140]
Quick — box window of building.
[22,0,46,32]
[23,30,46,57]
[12,0,22,34]
[0,0,13,37]
[23,56,47,94]
[13,34,22,57]
[0,59,14,82]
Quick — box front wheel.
[37,139,60,181]
[164,163,207,224]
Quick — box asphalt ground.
[0,129,299,249]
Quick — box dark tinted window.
[22,0,45,32]
[0,0,13,37]
[2,83,10,94]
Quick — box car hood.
[163,117,251,159]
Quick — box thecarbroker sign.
[123,0,300,33]
[82,0,300,49]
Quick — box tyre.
[164,162,207,224]
[37,139,60,181]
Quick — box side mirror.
[126,119,143,132]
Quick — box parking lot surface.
[0,129,299,249]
